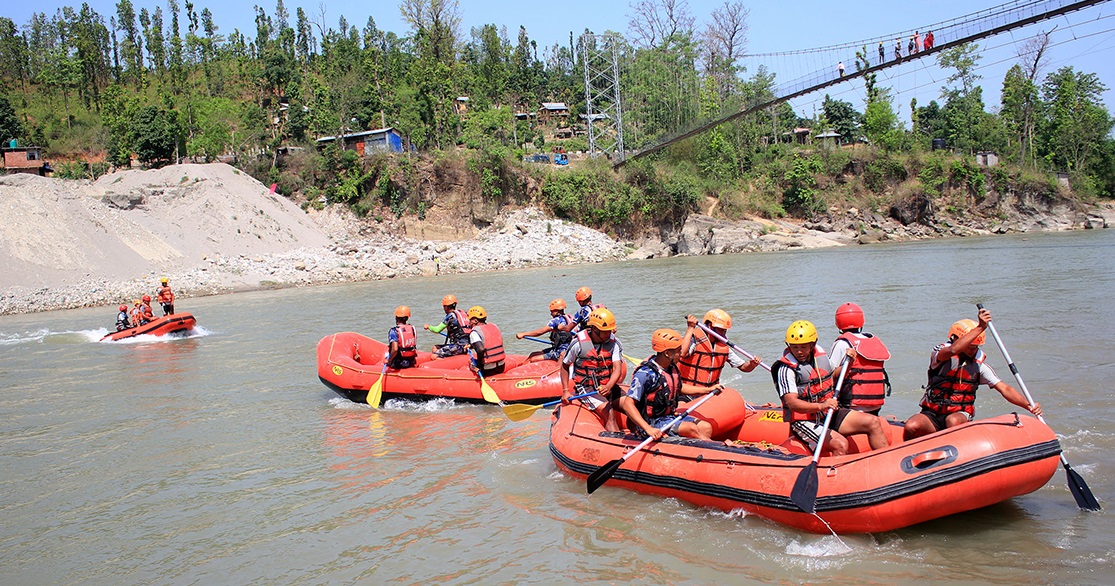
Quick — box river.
[1,229,1111,585]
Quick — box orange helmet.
[702,309,732,329]
[835,302,864,330]
[142,295,151,302]
[441,294,457,306]
[549,298,567,311]
[651,328,683,352]
[949,319,985,346]
[467,306,487,320]
[785,320,818,344]
[119,305,127,311]
[575,286,592,302]
[134,299,141,306]
[587,307,616,331]
[395,305,411,318]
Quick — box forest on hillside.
[0,0,1112,228]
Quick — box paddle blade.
[790,462,820,513]
[1065,464,1101,511]
[367,376,384,409]
[480,378,501,404]
[587,458,624,494]
[502,403,543,422]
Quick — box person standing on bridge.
[925,30,935,50]
[914,31,922,53]
[837,61,845,77]
[878,42,885,65]
[894,38,902,60]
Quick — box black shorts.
[919,408,971,432]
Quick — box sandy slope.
[0,163,329,291]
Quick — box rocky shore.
[1,163,1111,316]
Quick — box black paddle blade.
[587,458,624,494]
[790,462,820,513]
[1065,465,1101,511]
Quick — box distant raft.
[100,313,197,342]
[316,332,564,404]
[550,392,1062,534]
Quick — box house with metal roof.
[314,128,404,155]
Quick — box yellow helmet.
[575,286,593,302]
[949,319,985,346]
[160,277,168,283]
[703,309,732,329]
[587,307,616,331]
[549,298,566,311]
[785,320,818,344]
[651,328,683,352]
[467,305,487,320]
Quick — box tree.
[1039,66,1112,173]
[0,17,29,89]
[937,43,984,154]
[822,95,861,144]
[0,91,23,143]
[628,0,694,49]
[701,1,748,101]
[131,104,182,166]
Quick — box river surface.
[2,229,1112,585]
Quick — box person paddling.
[619,329,720,441]
[560,307,625,431]
[115,305,132,331]
[387,306,419,369]
[425,294,471,358]
[467,305,506,376]
[139,295,156,324]
[830,302,892,415]
[567,286,604,334]
[680,309,763,389]
[903,308,1042,440]
[516,298,574,362]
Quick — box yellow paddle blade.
[480,377,501,404]
[367,377,384,409]
[623,353,641,366]
[501,402,543,422]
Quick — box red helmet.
[142,295,151,302]
[119,305,127,311]
[835,302,865,330]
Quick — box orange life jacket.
[140,303,155,321]
[677,333,729,387]
[157,285,174,304]
[835,332,891,411]
[774,347,834,423]
[632,358,682,422]
[571,330,616,390]
[473,323,505,371]
[920,348,984,417]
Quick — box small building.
[539,102,570,122]
[315,128,404,155]
[814,130,841,148]
[976,151,999,167]
[783,127,812,145]
[2,144,50,176]
[454,96,470,115]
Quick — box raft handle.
[901,445,959,474]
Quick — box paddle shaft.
[808,358,850,464]
[977,303,1100,510]
[522,335,550,345]
[697,323,771,372]
[587,388,722,493]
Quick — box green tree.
[131,104,182,166]
[0,91,23,143]
[822,94,860,144]
[1039,66,1112,173]
[937,43,984,154]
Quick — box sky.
[7,0,1115,128]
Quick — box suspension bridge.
[579,0,1112,166]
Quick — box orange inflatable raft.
[317,332,564,404]
[100,312,197,342]
[550,391,1062,534]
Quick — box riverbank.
[1,163,1111,316]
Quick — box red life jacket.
[393,324,418,361]
[835,332,892,411]
[678,333,728,387]
[473,323,505,371]
[448,309,473,344]
[157,285,174,304]
[633,358,682,422]
[920,347,984,417]
[571,330,616,390]
[140,303,155,321]
[774,347,834,423]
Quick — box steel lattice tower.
[581,34,625,161]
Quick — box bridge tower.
[580,34,625,161]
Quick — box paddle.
[502,392,597,421]
[522,335,550,345]
[587,387,723,494]
[697,323,771,372]
[469,350,502,404]
[789,357,851,513]
[367,351,390,409]
[976,303,1100,511]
